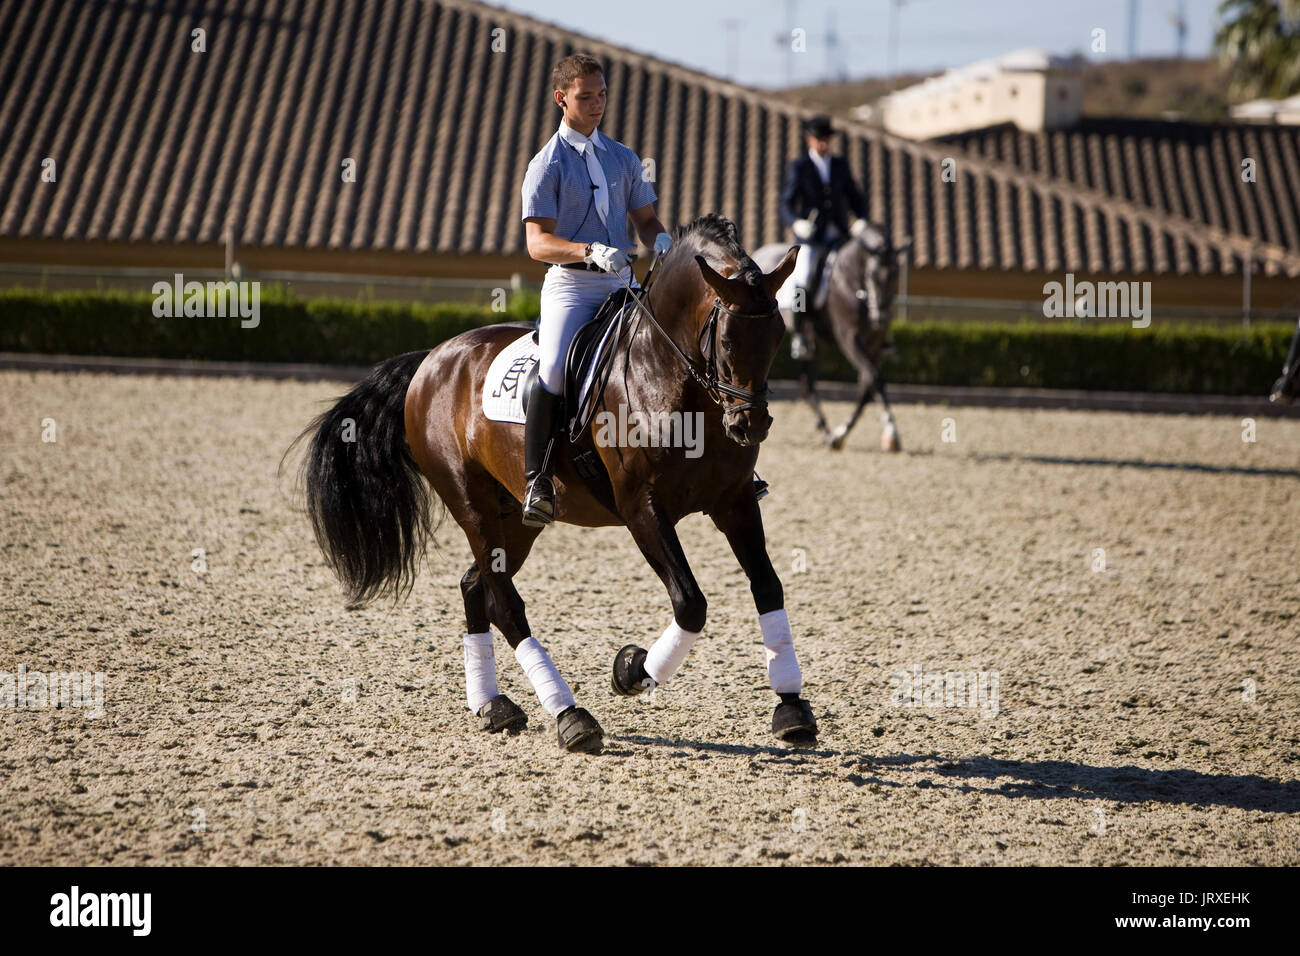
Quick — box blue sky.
[490,0,1227,88]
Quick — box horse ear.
[761,245,800,298]
[694,254,733,299]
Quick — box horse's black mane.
[671,214,762,284]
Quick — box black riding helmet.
[801,114,834,140]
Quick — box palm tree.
[1215,0,1300,99]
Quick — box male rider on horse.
[778,114,871,360]
[520,53,672,527]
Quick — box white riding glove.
[850,218,869,237]
[792,218,814,240]
[585,242,630,274]
[653,232,672,255]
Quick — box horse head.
[692,249,797,446]
[838,223,910,326]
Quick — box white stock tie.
[581,144,609,226]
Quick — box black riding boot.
[522,384,562,527]
[788,299,812,361]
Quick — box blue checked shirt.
[521,121,658,251]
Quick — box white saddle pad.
[775,246,838,312]
[481,332,538,425]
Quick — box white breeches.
[537,264,634,395]
[791,242,827,292]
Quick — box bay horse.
[752,223,909,452]
[294,215,812,754]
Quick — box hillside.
[771,57,1234,123]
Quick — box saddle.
[519,286,639,424]
[517,285,644,513]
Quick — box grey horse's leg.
[826,332,881,451]
[875,379,901,452]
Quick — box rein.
[611,258,777,415]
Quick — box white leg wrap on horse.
[644,620,702,686]
[463,632,499,713]
[514,637,576,718]
[759,609,802,694]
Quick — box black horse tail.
[291,350,438,606]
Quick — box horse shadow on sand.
[877,447,1300,480]
[609,735,1300,813]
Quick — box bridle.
[611,257,777,415]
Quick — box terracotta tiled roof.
[2,0,1298,277]
[937,118,1300,271]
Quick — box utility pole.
[773,0,798,88]
[1167,0,1186,58]
[825,8,844,82]
[722,17,742,80]
[1128,0,1140,59]
[888,0,905,89]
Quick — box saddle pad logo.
[482,332,538,425]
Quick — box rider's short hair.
[551,53,605,94]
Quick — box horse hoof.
[772,695,818,747]
[556,706,604,754]
[611,644,655,697]
[826,434,846,451]
[882,432,901,453]
[476,694,527,734]
[779,729,819,748]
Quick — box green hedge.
[0,288,1292,394]
[769,319,1294,395]
[0,287,541,366]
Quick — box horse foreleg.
[875,380,902,452]
[707,489,817,746]
[611,504,707,696]
[826,358,877,451]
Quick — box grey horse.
[752,223,910,451]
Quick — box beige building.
[865,50,1084,139]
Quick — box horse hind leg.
[460,563,526,734]
[782,306,829,437]
[876,382,902,452]
[450,471,603,754]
